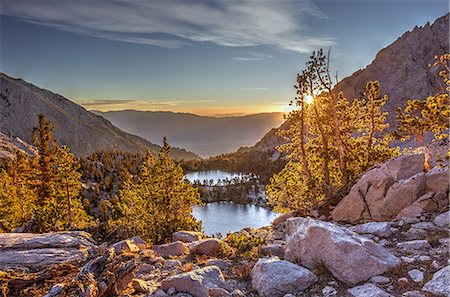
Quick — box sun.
[304,94,314,104]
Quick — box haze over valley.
[95,110,285,157]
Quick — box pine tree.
[395,54,449,144]
[118,140,202,243]
[55,145,92,230]
[267,49,397,214]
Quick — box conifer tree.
[118,140,202,243]
[267,49,397,214]
[55,145,91,230]
[395,54,449,144]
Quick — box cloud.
[232,52,274,61]
[74,98,216,111]
[2,0,334,53]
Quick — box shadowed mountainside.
[0,73,198,160]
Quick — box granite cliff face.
[332,13,449,126]
[0,73,198,159]
[252,14,449,152]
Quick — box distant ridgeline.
[0,72,199,160]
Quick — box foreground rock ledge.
[284,218,400,285]
[0,231,97,272]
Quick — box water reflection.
[193,202,278,237]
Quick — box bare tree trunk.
[300,101,312,181]
[312,104,330,189]
[315,49,348,186]
[66,183,72,229]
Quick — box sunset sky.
[1,0,448,116]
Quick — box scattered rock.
[43,283,64,297]
[410,222,436,230]
[349,222,392,237]
[188,238,222,255]
[205,259,232,270]
[0,231,97,272]
[208,287,230,297]
[397,240,431,251]
[272,211,298,227]
[261,243,284,258]
[164,259,182,269]
[407,269,424,283]
[132,279,151,293]
[422,265,450,296]
[370,275,391,285]
[398,277,410,286]
[129,236,147,249]
[155,241,189,258]
[251,257,317,297]
[112,239,140,255]
[230,289,245,297]
[347,283,393,297]
[322,286,337,296]
[172,231,205,243]
[401,256,415,264]
[402,290,426,297]
[284,218,400,285]
[404,227,427,240]
[434,211,450,228]
[161,266,225,297]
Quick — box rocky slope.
[250,13,449,153]
[0,73,198,160]
[0,132,36,158]
[1,152,448,297]
[332,13,449,126]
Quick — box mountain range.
[0,73,198,160]
[251,13,449,153]
[94,110,285,157]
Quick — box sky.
[1,0,448,116]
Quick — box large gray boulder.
[284,218,400,285]
[251,257,317,297]
[331,166,394,222]
[381,173,425,219]
[160,266,225,297]
[422,266,450,296]
[0,231,97,272]
[332,154,426,223]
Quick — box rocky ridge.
[0,73,198,160]
[249,13,449,153]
